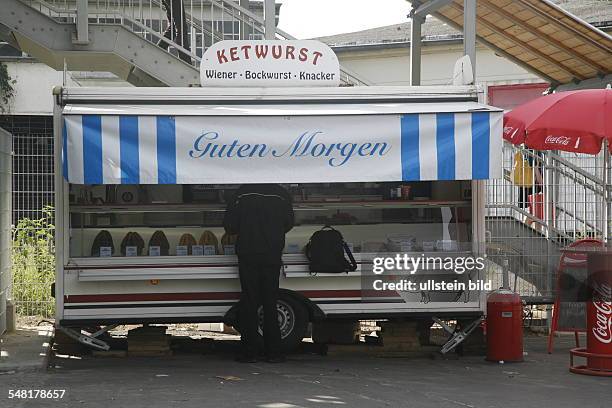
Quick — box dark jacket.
[223,184,294,258]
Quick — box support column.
[545,151,555,296]
[463,0,477,79]
[240,0,250,40]
[264,0,276,40]
[410,14,424,86]
[75,0,89,44]
[603,143,610,244]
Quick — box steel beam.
[240,0,250,40]
[410,10,424,86]
[411,0,454,18]
[463,0,476,80]
[75,0,89,44]
[264,0,276,40]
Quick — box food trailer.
[53,84,503,351]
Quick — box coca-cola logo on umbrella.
[503,126,520,140]
[544,135,580,149]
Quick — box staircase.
[0,0,370,87]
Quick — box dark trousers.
[238,254,282,357]
[159,0,191,63]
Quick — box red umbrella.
[503,89,612,154]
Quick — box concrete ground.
[0,326,53,372]
[0,327,611,408]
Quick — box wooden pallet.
[127,326,172,357]
[92,350,128,358]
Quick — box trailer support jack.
[56,325,118,351]
[433,316,484,354]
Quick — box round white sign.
[200,40,340,87]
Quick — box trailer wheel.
[257,296,308,352]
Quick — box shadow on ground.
[1,329,610,408]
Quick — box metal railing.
[485,141,610,302]
[0,116,56,319]
[20,0,370,86]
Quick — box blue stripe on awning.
[400,114,420,181]
[82,115,103,184]
[436,113,455,180]
[156,116,177,184]
[119,116,140,184]
[62,118,68,181]
[471,111,490,179]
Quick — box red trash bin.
[486,290,523,362]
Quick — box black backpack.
[305,226,357,273]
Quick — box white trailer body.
[53,86,502,349]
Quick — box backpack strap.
[342,241,358,272]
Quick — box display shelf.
[70,204,225,213]
[66,251,475,282]
[69,200,471,213]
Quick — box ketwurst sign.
[200,40,340,87]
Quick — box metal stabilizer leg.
[56,325,118,351]
[433,316,484,354]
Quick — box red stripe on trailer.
[65,292,242,303]
[300,289,398,298]
[64,289,399,304]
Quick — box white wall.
[3,62,131,115]
[4,62,71,115]
[335,42,543,88]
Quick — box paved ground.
[1,328,611,408]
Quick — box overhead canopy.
[432,0,612,86]
[62,102,503,185]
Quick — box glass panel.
[68,182,472,258]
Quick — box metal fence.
[0,116,55,319]
[0,116,55,224]
[485,142,609,303]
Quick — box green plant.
[12,207,55,317]
[0,62,16,113]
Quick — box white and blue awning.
[62,103,502,185]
